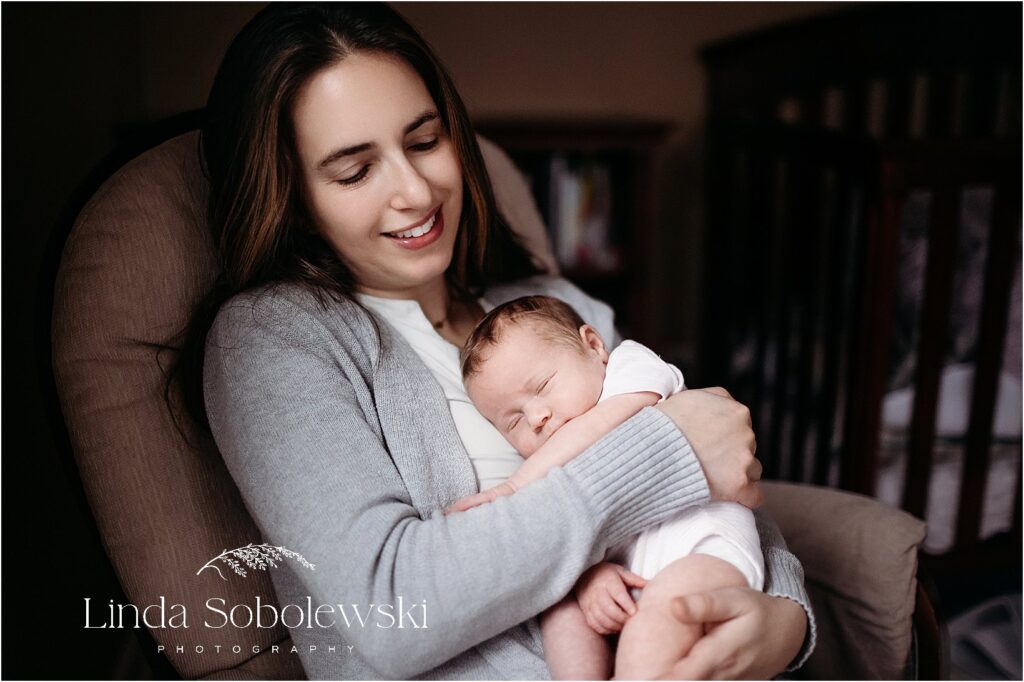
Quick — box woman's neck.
[357,277,451,328]
[356,277,484,347]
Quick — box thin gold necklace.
[431,298,452,329]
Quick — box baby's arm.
[447,391,660,513]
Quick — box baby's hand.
[444,481,517,514]
[574,562,647,635]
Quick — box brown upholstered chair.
[52,130,935,680]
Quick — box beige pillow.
[763,481,927,679]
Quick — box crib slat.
[702,120,734,386]
[813,168,850,485]
[748,147,775,453]
[902,185,960,518]
[790,155,822,482]
[956,172,1020,549]
[767,158,794,479]
[842,158,899,494]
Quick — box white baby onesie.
[601,341,765,591]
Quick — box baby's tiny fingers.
[601,596,627,623]
[619,569,647,588]
[609,582,638,616]
[591,608,618,633]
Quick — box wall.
[3,3,838,677]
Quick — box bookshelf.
[475,118,674,343]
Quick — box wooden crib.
[697,3,1021,570]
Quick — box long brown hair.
[171,2,542,436]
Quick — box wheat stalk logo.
[197,543,315,581]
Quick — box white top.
[356,293,524,489]
[599,340,686,403]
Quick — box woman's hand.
[654,388,763,508]
[657,587,808,680]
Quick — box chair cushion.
[762,481,927,680]
[52,130,556,679]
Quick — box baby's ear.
[579,324,609,363]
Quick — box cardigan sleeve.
[755,509,818,671]
[204,292,711,679]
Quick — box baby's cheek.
[516,434,537,458]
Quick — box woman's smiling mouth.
[383,208,445,249]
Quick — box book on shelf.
[546,154,622,274]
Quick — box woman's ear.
[579,324,609,364]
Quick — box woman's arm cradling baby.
[446,391,660,513]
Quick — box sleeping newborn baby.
[448,294,764,680]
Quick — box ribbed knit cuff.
[564,406,710,547]
[765,548,818,672]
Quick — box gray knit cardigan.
[204,275,815,680]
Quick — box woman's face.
[291,51,463,297]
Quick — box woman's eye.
[408,138,439,152]
[337,165,370,186]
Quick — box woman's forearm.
[507,392,660,491]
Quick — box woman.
[177,3,813,679]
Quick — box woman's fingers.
[664,638,738,680]
[656,389,762,507]
[741,482,764,509]
[662,594,745,680]
[658,646,717,680]
[670,591,744,625]
[662,587,804,679]
[748,457,762,481]
[702,386,732,399]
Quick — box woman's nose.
[388,156,432,211]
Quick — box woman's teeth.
[389,213,436,239]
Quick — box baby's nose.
[528,407,550,431]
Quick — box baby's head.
[461,296,609,456]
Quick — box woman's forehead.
[291,52,435,162]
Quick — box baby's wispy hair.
[461,295,588,381]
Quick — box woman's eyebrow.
[315,110,440,170]
[316,142,372,170]
[404,110,439,134]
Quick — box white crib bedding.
[876,364,1022,553]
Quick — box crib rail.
[701,121,875,486]
[703,117,1022,554]
[700,2,1022,559]
[845,144,1021,558]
